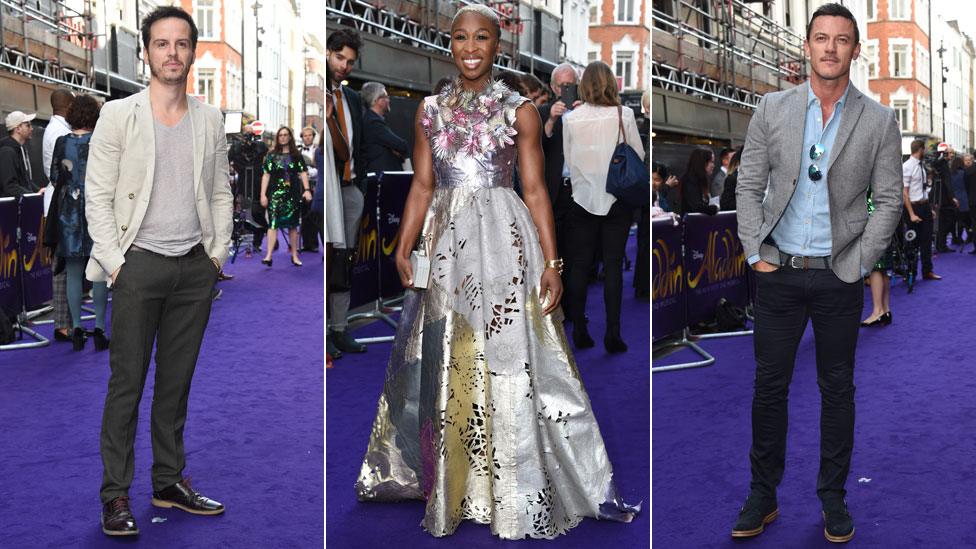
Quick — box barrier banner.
[0,198,20,316]
[350,176,381,309]
[19,194,53,310]
[377,172,412,300]
[683,212,748,327]
[652,218,685,340]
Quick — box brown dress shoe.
[151,478,224,515]
[923,272,942,280]
[101,496,138,536]
[218,271,234,281]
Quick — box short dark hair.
[719,148,735,162]
[327,29,363,55]
[65,94,101,130]
[806,3,859,45]
[141,6,198,51]
[911,139,926,154]
[521,73,546,95]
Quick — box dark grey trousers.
[99,243,218,503]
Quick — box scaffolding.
[325,0,523,74]
[651,0,806,110]
[0,0,100,95]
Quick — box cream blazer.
[84,88,233,285]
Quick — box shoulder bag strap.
[616,105,626,146]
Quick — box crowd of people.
[651,130,976,334]
[324,27,651,365]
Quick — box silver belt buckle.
[790,256,804,269]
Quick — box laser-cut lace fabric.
[354,78,639,540]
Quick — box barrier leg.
[652,329,716,372]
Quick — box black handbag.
[328,247,355,292]
[605,106,650,207]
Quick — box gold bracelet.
[544,258,564,274]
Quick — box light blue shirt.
[749,83,850,267]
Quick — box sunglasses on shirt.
[809,143,825,181]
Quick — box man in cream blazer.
[87,6,232,536]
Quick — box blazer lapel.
[134,89,156,190]
[189,97,206,194]
[784,82,808,184]
[826,86,864,173]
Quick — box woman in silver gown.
[354,5,640,540]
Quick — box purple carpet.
[653,249,976,546]
[326,234,650,548]
[0,245,323,546]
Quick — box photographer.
[932,147,959,253]
[903,139,941,280]
[229,125,268,251]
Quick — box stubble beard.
[150,58,191,86]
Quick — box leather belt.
[778,251,831,270]
[129,243,204,258]
[911,199,928,205]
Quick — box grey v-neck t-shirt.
[132,112,202,256]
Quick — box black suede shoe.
[604,325,627,353]
[151,478,224,515]
[101,496,138,536]
[823,500,854,543]
[332,329,366,353]
[54,328,71,342]
[731,494,778,538]
[573,322,595,349]
[93,328,110,351]
[326,335,343,359]
[71,327,86,351]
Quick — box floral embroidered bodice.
[420,79,527,189]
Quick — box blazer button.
[121,225,127,231]
[128,193,135,199]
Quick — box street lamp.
[937,41,946,140]
[302,45,310,130]
[252,2,263,120]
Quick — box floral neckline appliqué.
[421,78,520,162]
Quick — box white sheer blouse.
[562,103,646,215]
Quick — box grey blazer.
[735,81,903,283]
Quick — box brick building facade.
[178,0,245,112]
[866,0,934,140]
[588,0,649,92]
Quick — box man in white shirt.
[42,88,75,342]
[299,127,319,252]
[903,139,941,280]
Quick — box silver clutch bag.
[409,250,430,289]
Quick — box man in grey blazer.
[87,7,232,536]
[732,4,902,543]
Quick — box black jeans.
[908,204,935,273]
[936,207,956,249]
[749,266,862,504]
[100,244,218,503]
[553,179,575,312]
[565,200,633,329]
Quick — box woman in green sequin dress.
[862,191,894,327]
[260,126,311,266]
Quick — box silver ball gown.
[354,78,640,540]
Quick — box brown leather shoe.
[101,496,138,536]
[923,272,943,280]
[151,478,224,515]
